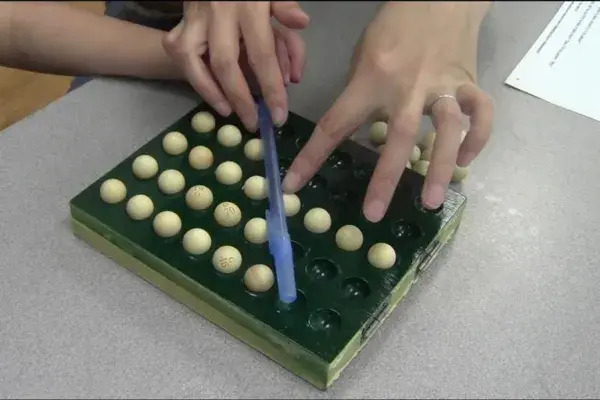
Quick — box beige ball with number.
[215,161,242,185]
[214,201,242,227]
[191,111,215,133]
[409,146,421,163]
[162,131,188,155]
[182,228,212,255]
[244,217,268,244]
[244,264,274,293]
[369,121,388,146]
[243,176,268,201]
[188,146,213,170]
[158,169,185,195]
[185,185,213,210]
[217,124,242,147]
[126,194,154,220]
[132,155,158,179]
[304,207,331,233]
[367,243,396,270]
[244,138,264,161]
[283,194,301,217]
[99,179,127,204]
[212,245,242,274]
[153,211,181,238]
[335,225,363,251]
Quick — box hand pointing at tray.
[162,1,309,133]
[283,2,494,222]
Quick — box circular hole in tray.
[353,164,374,181]
[326,151,353,169]
[305,258,339,282]
[391,220,422,240]
[275,289,307,313]
[307,174,327,190]
[292,241,306,261]
[329,188,359,204]
[308,309,341,333]
[414,196,444,214]
[341,277,371,300]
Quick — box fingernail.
[282,171,300,193]
[364,200,385,222]
[215,101,231,116]
[422,184,445,210]
[457,151,476,167]
[272,108,288,127]
[284,72,290,85]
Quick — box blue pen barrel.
[258,100,297,304]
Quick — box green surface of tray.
[69,103,466,389]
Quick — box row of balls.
[98,179,397,269]
[162,128,264,163]
[153,210,397,271]
[368,122,469,183]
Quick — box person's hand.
[282,2,493,222]
[162,1,309,132]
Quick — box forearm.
[0,1,183,80]
[384,1,492,27]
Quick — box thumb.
[271,1,309,29]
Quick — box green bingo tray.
[69,103,466,390]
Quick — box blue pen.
[257,99,297,304]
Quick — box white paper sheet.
[505,1,600,122]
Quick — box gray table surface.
[1,1,598,398]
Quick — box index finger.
[363,102,422,222]
[283,81,373,193]
[239,4,288,126]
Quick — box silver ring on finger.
[426,94,458,115]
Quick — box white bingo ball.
[215,161,242,185]
[419,131,436,150]
[217,124,242,147]
[185,185,213,210]
[162,131,188,155]
[212,245,242,274]
[126,194,154,220]
[335,225,364,251]
[420,148,433,161]
[153,211,181,238]
[244,264,274,293]
[132,155,158,179]
[214,201,242,227]
[369,121,388,146]
[188,145,213,170]
[244,138,264,161]
[283,194,301,217]
[244,217,268,244]
[409,145,421,164]
[303,207,332,234]
[368,243,396,270]
[158,169,185,195]
[452,165,469,183]
[191,111,215,133]
[243,176,267,201]
[182,228,212,255]
[100,179,126,204]
[412,160,430,177]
